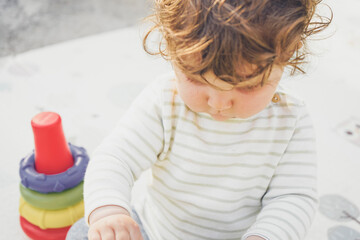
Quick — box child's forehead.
[178,68,264,91]
[201,70,266,90]
[175,62,283,90]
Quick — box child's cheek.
[179,84,207,111]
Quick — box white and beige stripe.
[85,77,317,240]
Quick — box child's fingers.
[89,214,143,240]
[115,230,131,240]
[88,229,101,240]
[99,228,116,240]
[112,217,143,240]
[127,221,144,240]
[112,215,143,240]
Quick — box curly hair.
[143,0,332,87]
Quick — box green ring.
[20,181,83,210]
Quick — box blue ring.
[19,143,89,193]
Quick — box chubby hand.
[88,206,143,240]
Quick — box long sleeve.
[84,80,165,224]
[242,107,318,240]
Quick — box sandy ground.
[1,0,360,239]
[0,0,149,57]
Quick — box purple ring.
[19,143,89,193]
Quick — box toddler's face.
[173,64,284,121]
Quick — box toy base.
[20,216,70,240]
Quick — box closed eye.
[235,79,276,92]
[185,76,205,85]
[236,84,262,92]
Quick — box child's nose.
[207,91,233,111]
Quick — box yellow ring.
[19,197,84,229]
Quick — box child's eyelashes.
[236,84,262,92]
[236,81,274,92]
[185,76,204,85]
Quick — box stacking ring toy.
[19,197,84,229]
[19,143,89,193]
[20,182,83,210]
[20,216,71,240]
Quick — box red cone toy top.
[31,112,74,175]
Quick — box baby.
[84,0,332,239]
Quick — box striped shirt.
[84,75,317,240]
